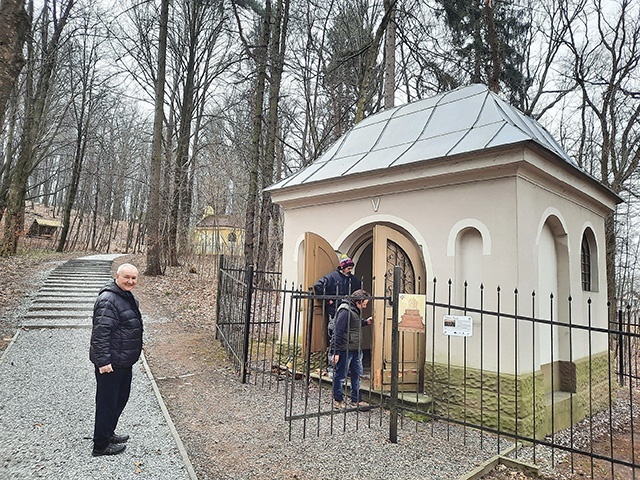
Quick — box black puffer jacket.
[89,281,143,368]
[313,269,362,318]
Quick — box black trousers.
[93,366,132,450]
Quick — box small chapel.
[267,84,621,438]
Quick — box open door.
[303,232,338,353]
[372,225,426,391]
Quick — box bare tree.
[353,0,396,123]
[232,0,291,269]
[322,1,382,131]
[255,0,290,271]
[518,0,584,117]
[284,1,341,165]
[57,13,110,252]
[232,0,269,265]
[383,0,396,109]
[563,0,640,302]
[1,0,75,257]
[166,0,226,265]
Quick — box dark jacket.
[330,299,367,352]
[89,281,143,368]
[313,269,362,318]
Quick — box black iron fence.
[215,258,640,478]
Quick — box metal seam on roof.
[388,89,452,169]
[489,94,559,156]
[327,130,352,161]
[343,97,407,176]
[485,123,510,149]
[444,90,491,156]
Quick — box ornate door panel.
[372,225,426,391]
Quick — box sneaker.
[110,433,129,444]
[92,443,126,457]
[332,401,346,411]
[355,401,370,409]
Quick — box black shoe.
[110,433,129,444]
[92,443,126,457]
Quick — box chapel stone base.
[424,352,613,439]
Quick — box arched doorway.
[303,225,426,393]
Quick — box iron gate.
[216,256,640,477]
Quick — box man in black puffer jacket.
[89,263,143,457]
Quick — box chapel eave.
[269,140,621,214]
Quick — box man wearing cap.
[314,255,362,374]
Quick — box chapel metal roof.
[268,84,578,191]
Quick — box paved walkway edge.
[0,329,20,367]
[141,350,199,480]
[456,444,538,479]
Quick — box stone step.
[21,319,92,328]
[28,304,93,311]
[32,296,96,302]
[23,311,92,319]
[38,287,102,293]
[45,274,109,279]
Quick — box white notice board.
[443,315,473,337]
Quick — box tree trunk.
[57,107,88,252]
[484,0,501,93]
[145,0,169,275]
[167,157,181,266]
[173,42,197,264]
[0,92,19,225]
[0,0,30,129]
[256,0,289,272]
[242,0,271,265]
[354,0,396,124]
[165,100,178,265]
[89,178,99,251]
[383,0,396,109]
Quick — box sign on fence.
[398,294,426,332]
[443,315,473,337]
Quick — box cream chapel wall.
[515,170,611,364]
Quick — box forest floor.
[1,251,639,479]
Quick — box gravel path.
[0,256,194,480]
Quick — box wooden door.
[372,225,426,391]
[303,232,338,352]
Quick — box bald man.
[89,263,143,456]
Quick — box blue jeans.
[333,349,363,403]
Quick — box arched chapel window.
[581,229,598,292]
[455,227,483,305]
